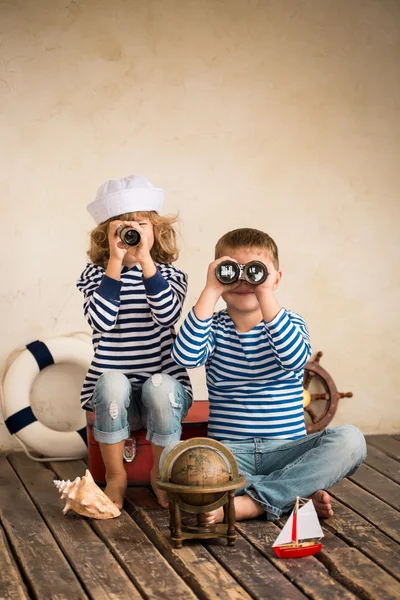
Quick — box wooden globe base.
[165,489,242,548]
[158,438,246,549]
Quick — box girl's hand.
[108,220,127,263]
[118,221,152,265]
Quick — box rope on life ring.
[1,336,93,461]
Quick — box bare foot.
[150,468,169,508]
[104,471,127,510]
[202,495,264,524]
[197,511,223,526]
[310,490,334,518]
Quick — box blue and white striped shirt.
[77,262,192,408]
[172,307,311,440]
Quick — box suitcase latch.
[123,437,136,462]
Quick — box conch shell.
[53,469,121,519]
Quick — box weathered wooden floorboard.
[237,519,357,600]
[50,460,197,600]
[366,436,400,461]
[9,453,143,600]
[316,529,400,600]
[0,456,87,600]
[150,508,312,599]
[126,503,255,600]
[331,478,400,543]
[126,486,159,509]
[276,511,400,600]
[349,463,400,511]
[2,446,400,600]
[145,509,308,600]
[0,524,29,600]
[365,445,400,485]
[206,535,308,600]
[140,507,314,599]
[325,498,400,581]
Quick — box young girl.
[77,174,192,509]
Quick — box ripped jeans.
[92,372,192,447]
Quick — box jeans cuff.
[245,488,282,521]
[146,428,182,447]
[93,424,130,444]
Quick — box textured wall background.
[1,0,399,453]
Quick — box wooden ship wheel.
[303,352,353,433]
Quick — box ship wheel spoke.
[303,371,314,389]
[310,393,329,401]
[305,406,318,423]
[313,351,323,364]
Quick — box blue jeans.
[222,424,367,520]
[92,372,192,446]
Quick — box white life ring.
[3,337,93,459]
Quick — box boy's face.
[221,246,281,314]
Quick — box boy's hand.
[254,259,280,297]
[194,257,240,321]
[254,259,282,322]
[205,256,241,298]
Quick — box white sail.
[272,499,324,547]
[272,510,294,547]
[297,500,324,541]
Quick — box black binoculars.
[116,225,141,247]
[215,260,268,285]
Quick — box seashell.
[53,469,121,519]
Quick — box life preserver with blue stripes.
[3,337,93,459]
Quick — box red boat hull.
[273,542,322,559]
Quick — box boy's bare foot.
[309,490,334,518]
[150,468,169,508]
[202,495,264,524]
[104,471,127,510]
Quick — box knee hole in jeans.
[142,374,183,408]
[94,372,131,417]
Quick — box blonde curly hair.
[88,211,180,268]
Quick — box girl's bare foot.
[104,471,127,510]
[309,490,333,518]
[202,495,264,524]
[150,468,169,508]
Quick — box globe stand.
[157,438,246,549]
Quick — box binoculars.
[116,225,141,247]
[215,260,268,285]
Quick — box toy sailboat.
[272,496,324,558]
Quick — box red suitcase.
[87,401,209,485]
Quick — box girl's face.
[120,212,155,268]
[133,213,155,250]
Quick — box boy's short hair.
[215,228,279,270]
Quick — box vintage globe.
[170,446,231,507]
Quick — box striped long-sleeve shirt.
[77,262,192,408]
[172,307,311,440]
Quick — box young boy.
[172,228,366,522]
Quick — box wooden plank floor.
[1,435,400,600]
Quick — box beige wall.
[1,0,399,453]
